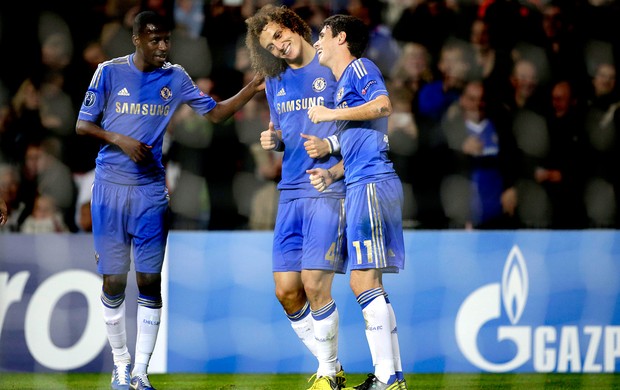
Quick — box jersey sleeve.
[77,63,107,124]
[177,66,217,116]
[352,58,389,103]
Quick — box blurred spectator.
[418,39,476,122]
[230,49,275,229]
[442,80,518,229]
[291,2,330,42]
[202,0,249,71]
[536,80,588,229]
[100,1,140,59]
[246,143,281,230]
[468,17,513,104]
[503,59,552,228]
[2,0,620,231]
[392,0,462,64]
[346,0,402,77]
[20,140,77,232]
[174,0,205,38]
[0,164,27,232]
[165,78,214,230]
[389,42,434,111]
[0,78,49,164]
[583,62,620,227]
[480,0,545,53]
[73,169,95,232]
[170,0,212,79]
[469,18,494,80]
[20,193,69,233]
[0,199,6,228]
[502,58,550,117]
[411,39,476,228]
[575,0,620,77]
[387,85,418,227]
[539,2,588,93]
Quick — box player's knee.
[275,286,305,308]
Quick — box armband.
[325,135,340,154]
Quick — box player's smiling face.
[259,22,300,61]
[135,24,171,69]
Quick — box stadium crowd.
[1,0,620,233]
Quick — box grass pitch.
[0,372,618,389]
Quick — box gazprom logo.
[455,245,620,373]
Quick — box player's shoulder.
[163,62,194,80]
[100,55,131,70]
[349,57,382,78]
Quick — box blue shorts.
[91,180,170,275]
[346,177,405,273]
[273,197,347,273]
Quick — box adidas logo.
[276,88,286,96]
[117,88,130,96]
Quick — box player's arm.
[308,94,392,124]
[204,74,265,123]
[306,160,344,192]
[76,119,153,163]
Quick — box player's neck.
[332,54,357,81]
[288,41,316,70]
[132,53,157,72]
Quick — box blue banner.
[165,230,620,373]
[1,231,619,373]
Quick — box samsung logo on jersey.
[276,96,325,114]
[115,102,170,116]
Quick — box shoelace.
[114,364,130,384]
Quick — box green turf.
[0,373,618,389]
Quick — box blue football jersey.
[334,58,396,186]
[78,54,217,185]
[265,54,345,200]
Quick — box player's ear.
[338,31,346,45]
[132,34,140,47]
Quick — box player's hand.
[116,134,153,163]
[301,133,330,158]
[306,168,333,192]
[249,73,266,93]
[260,122,281,150]
[307,105,334,124]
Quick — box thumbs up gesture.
[260,122,283,151]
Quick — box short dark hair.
[321,15,369,58]
[133,11,171,35]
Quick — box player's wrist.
[326,168,336,183]
[324,135,340,154]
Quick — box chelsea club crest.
[160,86,172,100]
[312,78,326,93]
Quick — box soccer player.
[306,14,408,390]
[76,11,263,390]
[245,5,347,390]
